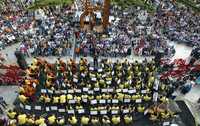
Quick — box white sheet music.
[88,90,94,94]
[25,105,31,110]
[100,110,107,114]
[94,88,100,91]
[75,89,81,93]
[91,100,97,104]
[81,73,86,77]
[102,74,106,78]
[73,78,78,83]
[112,99,119,104]
[68,110,75,114]
[111,110,118,114]
[153,92,158,102]
[123,109,129,114]
[108,88,114,92]
[83,88,89,92]
[124,99,131,103]
[102,89,107,92]
[41,89,47,93]
[154,79,159,90]
[141,90,147,94]
[68,89,74,93]
[106,81,111,84]
[78,109,85,114]
[128,89,136,94]
[117,79,121,84]
[163,122,170,126]
[83,99,87,103]
[91,77,97,81]
[144,109,148,115]
[98,68,103,72]
[35,106,41,110]
[91,111,98,115]
[58,109,65,112]
[48,90,53,94]
[55,90,60,94]
[99,99,106,104]
[46,107,50,111]
[123,89,128,93]
[51,106,58,110]
[89,67,94,71]
[136,99,142,103]
[61,90,67,94]
[69,100,76,104]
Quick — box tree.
[0,0,6,12]
[175,0,200,12]
[28,0,73,10]
[112,0,156,13]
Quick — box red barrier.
[0,65,24,85]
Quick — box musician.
[17,114,27,125]
[48,115,56,125]
[68,116,78,125]
[137,104,145,113]
[124,115,133,124]
[91,116,99,125]
[57,116,65,125]
[111,115,120,125]
[60,95,66,104]
[7,110,17,119]
[26,115,35,125]
[81,116,90,125]
[52,96,59,104]
[102,115,111,125]
[35,116,46,125]
[18,94,28,103]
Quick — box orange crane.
[80,0,110,31]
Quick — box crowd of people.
[4,58,177,126]
[17,7,75,57]
[1,0,200,58]
[75,32,132,57]
[0,0,180,58]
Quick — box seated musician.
[160,96,169,103]
[124,115,133,124]
[111,115,120,125]
[137,104,145,113]
[7,109,17,119]
[91,116,99,125]
[27,115,35,125]
[18,94,28,103]
[68,116,78,125]
[48,114,56,125]
[81,116,90,125]
[52,96,59,104]
[102,115,111,124]
[44,95,51,104]
[35,116,46,125]
[60,95,66,104]
[17,114,27,125]
[161,110,170,119]
[57,116,65,125]
[143,94,151,101]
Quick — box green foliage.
[112,0,156,13]
[28,0,73,10]
[0,0,5,10]
[176,0,200,12]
